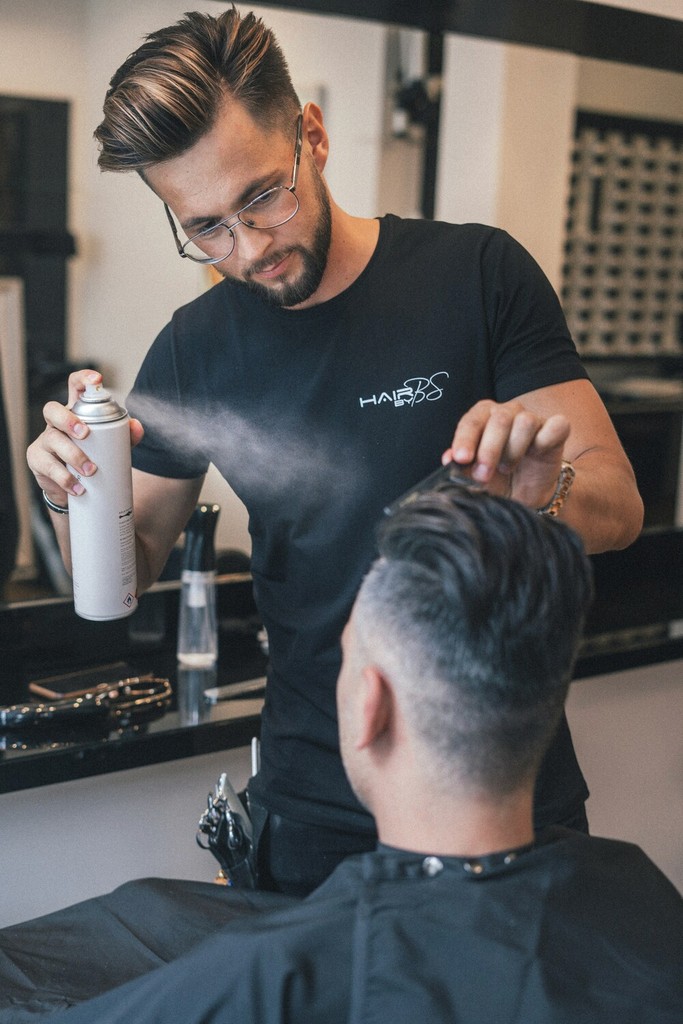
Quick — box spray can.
[67,381,137,621]
[177,503,220,666]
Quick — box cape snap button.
[422,856,444,877]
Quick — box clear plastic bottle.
[176,664,215,725]
[177,503,220,667]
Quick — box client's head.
[337,484,594,816]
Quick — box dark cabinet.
[0,96,76,370]
[609,402,682,528]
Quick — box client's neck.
[374,776,535,860]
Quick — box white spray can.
[67,381,138,621]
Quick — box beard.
[217,168,333,309]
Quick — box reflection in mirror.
[1,1,682,604]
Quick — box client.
[1,484,681,1022]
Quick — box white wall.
[435,28,683,295]
[567,659,683,894]
[496,47,578,294]
[436,37,579,291]
[435,35,507,229]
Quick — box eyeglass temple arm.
[164,203,187,258]
[292,113,303,188]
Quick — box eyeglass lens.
[182,187,299,263]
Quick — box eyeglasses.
[164,113,303,266]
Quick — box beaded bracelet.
[536,462,575,518]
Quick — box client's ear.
[356,666,393,750]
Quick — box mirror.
[1,0,682,604]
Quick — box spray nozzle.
[83,382,111,402]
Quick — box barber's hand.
[443,399,571,510]
[26,369,144,508]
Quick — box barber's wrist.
[42,489,70,515]
[536,461,575,518]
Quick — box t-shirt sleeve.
[127,320,210,480]
[482,229,589,401]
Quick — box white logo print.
[359,372,450,409]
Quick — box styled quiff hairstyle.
[95,7,301,171]
[354,485,594,796]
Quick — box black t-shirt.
[129,216,589,829]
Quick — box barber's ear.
[356,666,393,750]
[302,101,329,172]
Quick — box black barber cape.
[2,828,681,1024]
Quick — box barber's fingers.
[503,412,570,470]
[43,396,90,441]
[66,368,102,409]
[505,415,572,508]
[30,393,97,498]
[447,400,518,469]
[446,400,544,482]
[28,369,145,502]
[28,418,144,502]
[27,422,96,500]
[526,413,571,455]
[497,409,547,469]
[37,369,103,452]
[64,371,144,448]
[129,418,145,447]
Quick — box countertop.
[1,527,681,795]
[0,575,267,794]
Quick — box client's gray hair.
[353,486,594,795]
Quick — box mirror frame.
[233,0,682,73]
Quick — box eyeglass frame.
[164,112,303,266]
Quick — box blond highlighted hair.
[95,7,300,171]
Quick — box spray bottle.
[68,381,137,621]
[177,503,220,667]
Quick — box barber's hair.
[354,485,594,796]
[95,7,301,171]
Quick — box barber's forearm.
[548,449,643,554]
[132,471,206,594]
[134,533,172,595]
[47,507,74,575]
[47,507,163,594]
